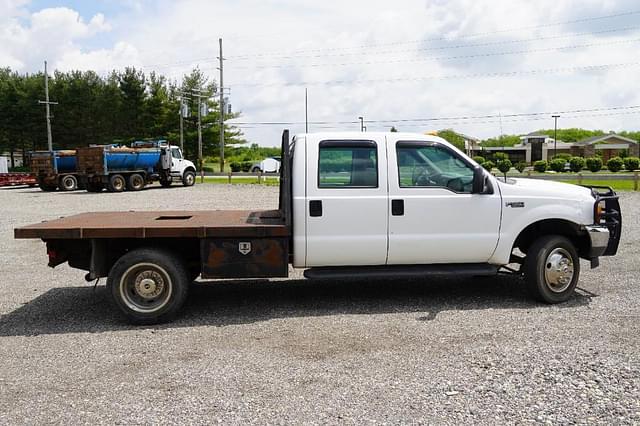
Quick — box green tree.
[436,129,465,150]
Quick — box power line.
[228,105,640,127]
[230,37,640,70]
[228,26,640,61]
[227,9,640,58]
[228,62,640,88]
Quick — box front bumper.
[581,185,622,257]
[584,225,610,258]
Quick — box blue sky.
[2,0,640,145]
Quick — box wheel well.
[184,167,196,174]
[513,219,590,258]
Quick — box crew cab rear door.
[386,138,501,264]
[305,135,388,267]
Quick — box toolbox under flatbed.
[14,209,288,240]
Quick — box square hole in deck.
[155,215,193,221]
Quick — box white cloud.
[2,0,640,144]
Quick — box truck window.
[396,142,474,193]
[318,141,378,188]
[171,148,182,159]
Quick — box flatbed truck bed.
[14,210,288,239]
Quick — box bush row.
[475,155,639,173]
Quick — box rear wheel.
[107,174,126,192]
[107,248,190,324]
[182,170,196,187]
[524,235,580,303]
[59,175,78,191]
[127,173,145,191]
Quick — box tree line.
[0,67,245,167]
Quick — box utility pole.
[358,116,364,132]
[197,94,203,182]
[552,114,560,159]
[38,61,58,151]
[218,38,225,173]
[305,88,309,133]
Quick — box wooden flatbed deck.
[14,210,288,239]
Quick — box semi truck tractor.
[15,130,621,324]
[30,150,81,191]
[77,144,196,192]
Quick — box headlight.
[594,200,605,224]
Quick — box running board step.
[303,264,498,280]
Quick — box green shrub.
[606,157,624,173]
[241,161,253,172]
[230,162,242,172]
[497,159,512,177]
[585,157,603,172]
[568,156,585,173]
[202,166,215,173]
[533,160,548,173]
[482,160,495,171]
[549,158,566,173]
[473,156,485,164]
[623,156,639,171]
[493,152,509,162]
[515,161,527,173]
[552,153,571,161]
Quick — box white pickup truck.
[15,130,621,324]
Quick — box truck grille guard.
[582,185,621,256]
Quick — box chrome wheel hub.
[120,264,172,313]
[544,248,574,293]
[135,273,164,299]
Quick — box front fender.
[490,198,593,265]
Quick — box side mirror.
[472,165,485,194]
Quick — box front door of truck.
[305,136,388,267]
[170,147,184,173]
[386,139,501,264]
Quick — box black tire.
[107,248,190,324]
[59,175,78,191]
[182,170,196,187]
[160,177,172,187]
[127,173,145,191]
[524,235,580,304]
[38,178,57,192]
[107,174,126,192]
[251,167,261,173]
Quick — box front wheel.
[107,248,190,324]
[524,235,580,304]
[182,170,196,187]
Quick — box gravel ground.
[0,183,639,424]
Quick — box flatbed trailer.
[0,173,37,187]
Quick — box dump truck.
[15,130,621,324]
[77,144,196,192]
[30,150,81,191]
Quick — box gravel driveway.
[1,184,639,424]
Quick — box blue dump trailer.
[77,145,196,192]
[29,150,82,191]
